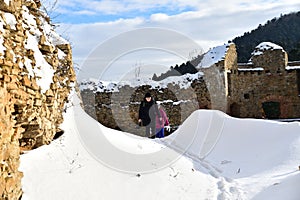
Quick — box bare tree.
[41,0,59,20]
[133,61,142,79]
[188,49,200,60]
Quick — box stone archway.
[260,95,289,119]
[262,101,280,119]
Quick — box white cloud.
[55,0,298,16]
[54,0,300,81]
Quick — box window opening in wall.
[277,68,281,74]
[244,93,250,99]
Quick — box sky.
[42,0,300,81]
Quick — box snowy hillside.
[20,91,300,200]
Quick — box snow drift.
[20,92,300,199]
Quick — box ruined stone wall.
[0,0,76,198]
[0,87,23,199]
[251,49,287,73]
[81,77,209,136]
[228,70,300,118]
[228,49,300,118]
[81,42,300,134]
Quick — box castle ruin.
[80,42,300,135]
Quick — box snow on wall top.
[18,5,68,93]
[39,16,68,46]
[4,0,10,6]
[79,72,204,93]
[251,42,284,56]
[3,13,17,30]
[197,44,230,69]
[21,6,54,93]
[286,65,300,70]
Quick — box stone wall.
[228,47,300,118]
[0,0,75,199]
[81,77,209,136]
[0,87,23,199]
[81,43,300,135]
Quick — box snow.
[252,42,284,56]
[4,13,17,30]
[79,72,204,92]
[252,174,300,200]
[4,0,10,6]
[22,6,37,28]
[57,49,66,60]
[39,16,69,46]
[238,67,264,71]
[24,33,54,93]
[0,5,69,93]
[19,5,69,93]
[21,6,55,93]
[197,44,229,69]
[20,90,300,200]
[286,66,300,70]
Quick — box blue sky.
[48,0,300,24]
[53,3,195,24]
[47,0,197,23]
[43,0,300,81]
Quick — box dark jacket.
[138,98,160,126]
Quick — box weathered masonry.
[80,42,300,135]
[227,42,300,119]
[0,0,75,199]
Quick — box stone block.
[14,99,25,106]
[50,83,58,90]
[40,44,54,54]
[34,98,42,106]
[7,83,18,90]
[56,44,71,53]
[26,49,35,57]
[39,34,46,45]
[3,74,11,82]
[22,130,43,139]
[27,88,36,95]
[45,89,54,97]
[13,35,23,43]
[31,80,39,91]
[10,75,19,83]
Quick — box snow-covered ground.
[20,91,300,200]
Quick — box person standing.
[155,104,170,138]
[138,92,161,138]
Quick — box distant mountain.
[154,11,300,80]
[231,11,300,62]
